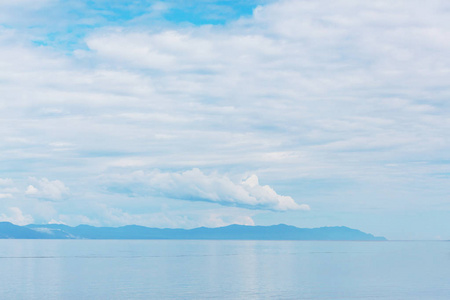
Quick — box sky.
[0,0,449,240]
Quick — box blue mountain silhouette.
[0,222,386,240]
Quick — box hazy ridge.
[0,222,386,240]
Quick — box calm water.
[0,240,449,299]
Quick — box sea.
[0,240,449,299]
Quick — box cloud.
[76,0,450,183]
[25,185,38,195]
[204,213,255,228]
[1,0,449,189]
[0,0,449,236]
[107,168,310,211]
[0,207,34,225]
[0,178,13,186]
[52,204,256,229]
[0,179,18,199]
[25,178,69,201]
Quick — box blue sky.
[0,0,449,239]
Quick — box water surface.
[0,240,449,299]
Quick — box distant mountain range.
[0,222,386,240]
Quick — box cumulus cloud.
[107,168,310,211]
[0,207,34,225]
[25,178,69,201]
[204,213,255,228]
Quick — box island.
[0,222,386,240]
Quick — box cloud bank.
[107,169,309,211]
[0,207,34,225]
[0,0,449,237]
[25,178,69,201]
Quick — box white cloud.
[107,168,310,211]
[25,185,39,195]
[204,213,255,228]
[89,203,257,228]
[0,207,34,225]
[108,158,147,168]
[0,0,449,235]
[75,0,450,184]
[0,179,18,199]
[0,178,13,186]
[48,219,66,224]
[25,178,69,201]
[0,0,448,189]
